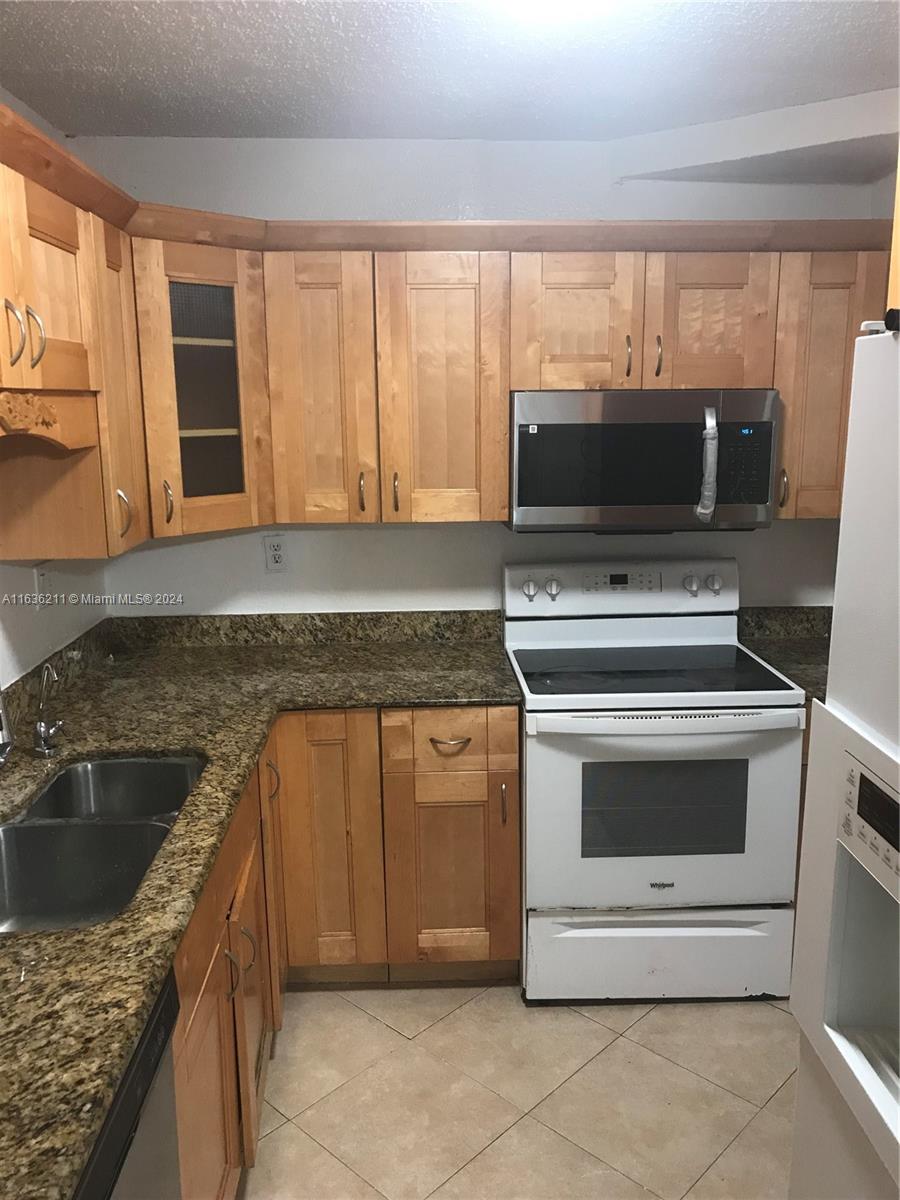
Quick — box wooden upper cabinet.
[89,217,150,554]
[0,168,95,390]
[381,706,520,966]
[644,252,780,388]
[775,251,889,519]
[375,251,510,523]
[277,709,387,968]
[510,252,645,390]
[265,251,379,524]
[132,239,274,538]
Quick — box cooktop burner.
[515,644,792,696]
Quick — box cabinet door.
[278,709,387,967]
[265,251,379,523]
[375,251,509,522]
[0,168,95,390]
[174,930,242,1200]
[775,251,889,519]
[132,239,274,537]
[510,252,645,390]
[258,727,287,1030]
[229,832,272,1167]
[89,217,150,554]
[644,252,779,388]
[382,707,520,965]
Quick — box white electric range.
[504,558,806,1001]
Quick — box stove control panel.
[504,559,740,618]
[837,752,899,894]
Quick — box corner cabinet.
[643,252,780,388]
[375,251,510,522]
[511,252,646,389]
[381,706,521,966]
[264,250,379,523]
[775,251,889,519]
[132,239,274,537]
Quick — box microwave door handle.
[694,405,718,524]
[531,711,805,736]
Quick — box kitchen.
[0,3,897,1200]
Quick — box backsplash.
[737,606,833,639]
[3,623,113,738]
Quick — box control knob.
[522,579,539,602]
[705,573,723,596]
[682,573,701,597]
[545,577,562,601]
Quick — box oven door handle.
[529,710,805,737]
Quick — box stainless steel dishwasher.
[73,971,182,1200]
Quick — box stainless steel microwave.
[510,389,781,533]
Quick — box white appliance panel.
[525,709,803,910]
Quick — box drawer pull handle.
[625,333,632,378]
[429,736,471,754]
[392,471,400,513]
[266,758,280,800]
[26,305,46,368]
[163,479,174,524]
[115,488,133,538]
[501,781,508,825]
[654,334,663,378]
[240,926,258,970]
[224,948,241,1000]
[779,468,790,509]
[358,470,366,513]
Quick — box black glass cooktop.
[515,644,792,696]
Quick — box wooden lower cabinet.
[229,832,272,1166]
[381,706,521,965]
[258,727,287,1029]
[277,709,387,967]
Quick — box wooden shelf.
[179,427,240,438]
[172,336,235,347]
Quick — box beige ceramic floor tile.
[533,1038,755,1200]
[764,1071,797,1123]
[339,985,485,1037]
[684,1109,794,1200]
[570,1002,655,1033]
[626,1001,799,1105]
[243,1120,383,1200]
[415,986,616,1110]
[258,1100,287,1139]
[769,999,791,1013]
[431,1115,657,1200]
[297,1043,519,1200]
[265,991,406,1117]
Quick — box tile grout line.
[419,1111,533,1200]
[337,985,489,1039]
[285,1116,392,1199]
[674,1098,773,1200]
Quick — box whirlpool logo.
[649,881,675,890]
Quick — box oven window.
[581,760,748,857]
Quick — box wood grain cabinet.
[511,252,645,390]
[0,167,95,390]
[258,727,287,1030]
[264,250,379,523]
[643,251,780,388]
[228,830,272,1166]
[132,239,274,538]
[381,706,520,966]
[774,251,889,519]
[375,251,510,522]
[89,216,150,554]
[277,709,387,968]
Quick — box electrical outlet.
[263,535,288,573]
[33,565,54,609]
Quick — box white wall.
[103,521,840,616]
[0,560,107,688]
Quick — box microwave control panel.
[838,751,899,894]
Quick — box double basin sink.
[0,755,205,934]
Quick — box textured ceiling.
[0,0,897,140]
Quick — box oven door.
[524,708,803,910]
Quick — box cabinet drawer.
[413,707,488,772]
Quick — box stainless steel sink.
[22,755,205,823]
[0,821,170,933]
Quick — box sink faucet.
[33,662,63,758]
[0,687,13,766]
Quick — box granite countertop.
[0,634,519,1200]
[743,636,829,703]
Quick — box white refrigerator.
[790,328,899,1200]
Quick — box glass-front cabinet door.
[132,239,273,537]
